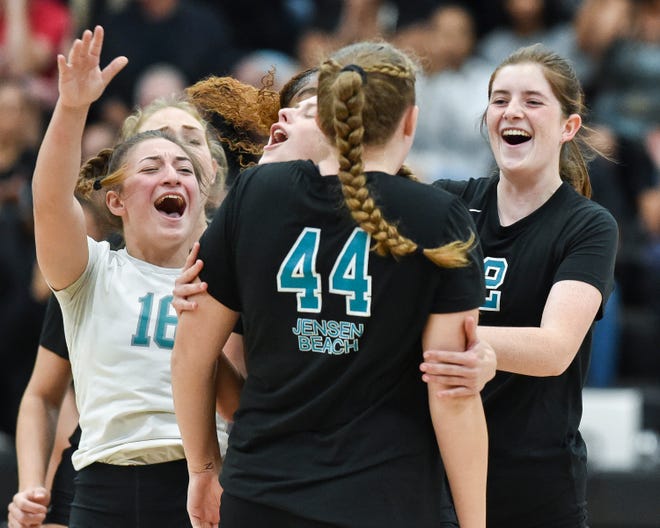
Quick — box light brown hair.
[317,41,474,268]
[484,44,603,198]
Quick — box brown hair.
[279,67,319,108]
[484,43,604,198]
[186,76,280,169]
[317,41,474,268]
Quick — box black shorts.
[69,459,191,528]
[44,442,76,525]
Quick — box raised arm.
[423,308,487,528]
[171,291,240,528]
[32,26,126,290]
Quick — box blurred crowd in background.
[0,0,658,451]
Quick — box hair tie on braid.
[340,64,367,84]
[93,179,102,190]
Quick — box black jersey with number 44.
[434,176,618,528]
[198,160,485,528]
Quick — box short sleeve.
[428,196,485,314]
[197,184,241,311]
[554,206,618,309]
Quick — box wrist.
[188,458,221,476]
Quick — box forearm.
[32,100,89,288]
[479,325,574,376]
[33,100,88,207]
[172,303,234,477]
[15,395,59,490]
[429,393,487,528]
[481,281,603,376]
[172,347,221,476]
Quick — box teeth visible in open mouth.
[502,129,531,138]
[502,129,531,145]
[273,129,288,144]
[154,194,185,216]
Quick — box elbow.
[216,405,236,424]
[215,386,240,422]
[543,350,577,377]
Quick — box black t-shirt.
[199,160,485,527]
[40,294,80,450]
[434,176,618,527]
[40,294,68,360]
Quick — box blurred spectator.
[297,0,443,68]
[67,0,128,30]
[209,1,311,67]
[573,0,634,95]
[0,78,40,210]
[91,0,236,127]
[408,3,494,182]
[589,0,659,152]
[0,77,46,439]
[231,49,301,92]
[81,120,117,162]
[477,0,578,68]
[588,1,660,253]
[133,62,186,109]
[563,0,660,385]
[579,0,660,383]
[0,0,72,109]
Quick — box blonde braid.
[329,63,418,258]
[397,164,419,181]
[319,43,476,268]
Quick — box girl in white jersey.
[8,94,232,528]
[31,26,207,528]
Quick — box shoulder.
[231,160,319,197]
[379,174,461,210]
[431,176,494,201]
[562,186,618,231]
[372,175,477,244]
[236,160,318,183]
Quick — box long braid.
[397,164,419,181]
[328,62,416,258]
[319,46,475,268]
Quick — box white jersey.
[55,238,228,470]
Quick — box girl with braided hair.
[26,26,216,528]
[9,86,235,528]
[172,41,487,528]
